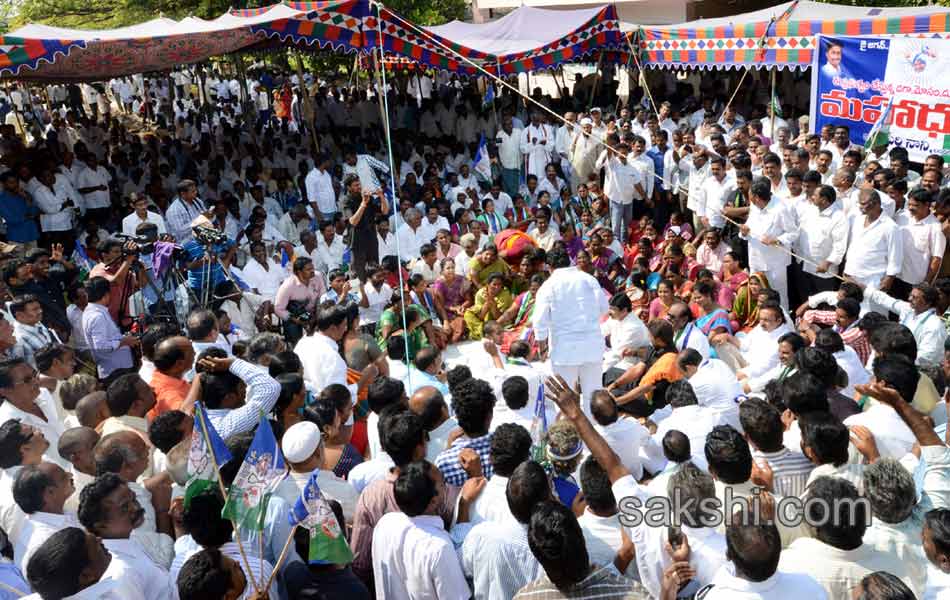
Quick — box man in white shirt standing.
[555,113,576,186]
[304,155,336,222]
[894,188,945,297]
[121,195,166,238]
[698,156,734,229]
[595,142,645,243]
[495,115,523,197]
[75,154,111,224]
[844,188,902,293]
[520,113,554,179]
[798,184,848,298]
[740,178,799,308]
[532,248,608,415]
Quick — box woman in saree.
[463,272,513,340]
[497,273,545,354]
[730,271,769,333]
[476,197,509,236]
[408,273,448,349]
[648,279,677,322]
[432,257,470,344]
[719,251,749,309]
[375,290,430,361]
[588,231,623,294]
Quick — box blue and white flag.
[288,470,354,565]
[473,134,492,183]
[222,415,287,530]
[482,83,495,109]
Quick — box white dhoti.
[551,361,602,416]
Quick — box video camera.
[193,226,229,246]
[114,232,156,256]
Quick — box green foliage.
[384,0,467,25]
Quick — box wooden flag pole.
[260,524,300,594]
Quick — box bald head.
[76,391,109,429]
[590,390,618,427]
[408,386,447,432]
[153,336,194,377]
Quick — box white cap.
[281,421,322,463]
[590,107,602,113]
[580,117,593,126]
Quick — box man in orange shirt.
[148,336,194,421]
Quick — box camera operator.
[275,256,325,345]
[88,237,139,326]
[181,223,234,302]
[129,223,177,318]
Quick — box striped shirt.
[802,310,872,364]
[514,564,650,599]
[435,432,494,487]
[751,447,815,498]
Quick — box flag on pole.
[280,247,290,268]
[222,415,288,531]
[530,383,549,461]
[473,134,492,183]
[482,83,495,110]
[184,403,232,509]
[288,471,354,565]
[769,90,783,119]
[864,100,893,150]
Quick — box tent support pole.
[625,32,659,120]
[770,68,777,138]
[294,50,319,153]
[588,50,604,110]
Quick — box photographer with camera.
[275,256,326,345]
[181,224,234,305]
[88,237,139,326]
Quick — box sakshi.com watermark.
[617,488,872,528]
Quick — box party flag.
[288,471,353,565]
[280,247,290,268]
[530,383,549,462]
[222,416,287,530]
[184,403,232,509]
[473,134,492,183]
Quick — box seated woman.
[476,197,509,236]
[587,231,624,293]
[730,271,769,333]
[496,273,546,354]
[464,273,512,340]
[606,319,683,407]
[305,385,363,480]
[463,272,513,340]
[467,244,510,289]
[692,280,733,340]
[407,273,448,349]
[432,258,470,345]
[713,300,791,378]
[648,278,677,321]
[718,251,748,309]
[375,290,430,361]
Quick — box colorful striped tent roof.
[638,0,950,71]
[0,37,87,77]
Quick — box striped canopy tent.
[2,5,309,81]
[637,0,950,71]
[0,37,87,77]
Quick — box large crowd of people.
[0,63,947,600]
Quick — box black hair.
[183,488,233,547]
[381,406,426,467]
[609,292,632,312]
[527,500,589,589]
[450,378,495,436]
[739,398,784,453]
[814,328,845,355]
[77,473,126,533]
[871,354,919,407]
[800,411,850,467]
[105,373,143,417]
[413,346,440,372]
[925,508,950,558]
[490,423,532,477]
[854,572,916,600]
[667,380,698,409]
[315,303,348,332]
[13,464,55,514]
[26,527,90,599]
[393,460,438,517]
[782,372,830,415]
[85,276,111,303]
[149,410,188,454]
[507,461,552,525]
[502,376,529,411]
[726,524,782,583]
[273,373,304,421]
[267,351,303,377]
[579,456,616,514]
[837,297,861,320]
[186,309,217,340]
[197,348,241,409]
[0,418,30,469]
[807,476,869,550]
[367,376,404,416]
[446,365,472,394]
[704,425,753,485]
[9,294,39,319]
[662,430,691,463]
[870,323,917,362]
[177,548,235,600]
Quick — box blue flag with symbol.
[482,83,494,109]
[280,247,290,268]
[288,470,354,565]
[530,383,549,461]
[473,134,492,183]
[222,415,288,531]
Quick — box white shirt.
[532,267,608,366]
[496,128,524,170]
[896,211,945,285]
[844,213,903,285]
[689,358,743,432]
[834,346,870,399]
[613,475,726,598]
[295,332,356,399]
[396,224,431,261]
[577,509,638,579]
[377,232,397,260]
[241,258,288,298]
[460,520,541,600]
[467,474,516,526]
[76,165,111,209]
[14,511,78,574]
[925,564,950,600]
[360,282,393,326]
[121,211,167,237]
[866,288,946,368]
[738,323,792,380]
[347,454,395,495]
[844,402,916,461]
[32,184,74,232]
[0,394,67,469]
[699,567,828,600]
[779,537,912,600]
[596,417,662,480]
[314,234,345,273]
[305,167,336,215]
[652,405,715,472]
[275,469,358,525]
[596,153,642,205]
[101,538,171,600]
[419,216,451,244]
[742,198,798,270]
[601,312,651,370]
[799,202,849,277]
[675,322,711,361]
[372,512,470,600]
[699,173,735,227]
